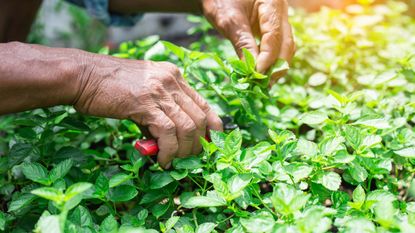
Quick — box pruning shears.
[135,116,238,156]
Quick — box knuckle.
[217,12,238,28]
[160,121,176,134]
[195,113,208,129]
[180,121,197,137]
[160,62,181,77]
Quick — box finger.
[161,94,196,158]
[277,1,295,63]
[173,92,207,155]
[220,14,259,59]
[133,110,178,169]
[270,1,294,84]
[176,79,223,133]
[256,0,284,73]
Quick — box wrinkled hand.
[202,0,295,84]
[74,56,223,168]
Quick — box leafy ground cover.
[1,1,415,232]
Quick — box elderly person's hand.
[75,57,223,168]
[202,0,295,84]
[0,42,223,169]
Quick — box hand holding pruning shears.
[135,116,238,157]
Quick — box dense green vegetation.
[1,1,415,232]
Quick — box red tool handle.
[135,134,211,156]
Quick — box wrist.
[0,42,90,114]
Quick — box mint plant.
[1,1,415,232]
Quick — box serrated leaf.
[183,195,226,208]
[240,211,275,233]
[227,174,251,199]
[295,138,318,158]
[395,147,415,158]
[319,136,344,156]
[196,222,216,233]
[49,159,73,183]
[100,215,118,233]
[353,116,390,129]
[31,187,63,202]
[65,182,93,200]
[300,111,328,125]
[348,163,368,183]
[351,185,366,209]
[8,193,37,212]
[321,172,341,191]
[165,216,180,232]
[21,162,50,185]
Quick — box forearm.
[0,42,88,115]
[109,0,202,14]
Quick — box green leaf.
[285,163,313,183]
[395,147,415,158]
[271,183,310,215]
[344,125,362,150]
[65,182,92,200]
[183,193,226,208]
[353,116,390,129]
[366,190,397,204]
[227,174,252,199]
[321,172,341,191]
[299,111,328,125]
[229,59,250,75]
[95,173,109,198]
[162,41,186,60]
[151,202,169,219]
[31,187,63,203]
[295,138,318,158]
[308,72,328,86]
[21,162,50,185]
[327,89,348,105]
[352,185,366,209]
[150,172,174,189]
[361,135,382,149]
[100,215,118,233]
[240,211,275,233]
[224,129,242,155]
[49,159,73,183]
[8,143,37,167]
[164,216,180,232]
[170,170,188,180]
[319,136,344,156]
[210,130,226,150]
[8,193,37,212]
[0,211,5,231]
[242,48,256,72]
[69,205,93,228]
[348,163,368,182]
[195,222,216,233]
[173,156,203,170]
[109,185,138,202]
[35,213,61,233]
[109,173,132,188]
